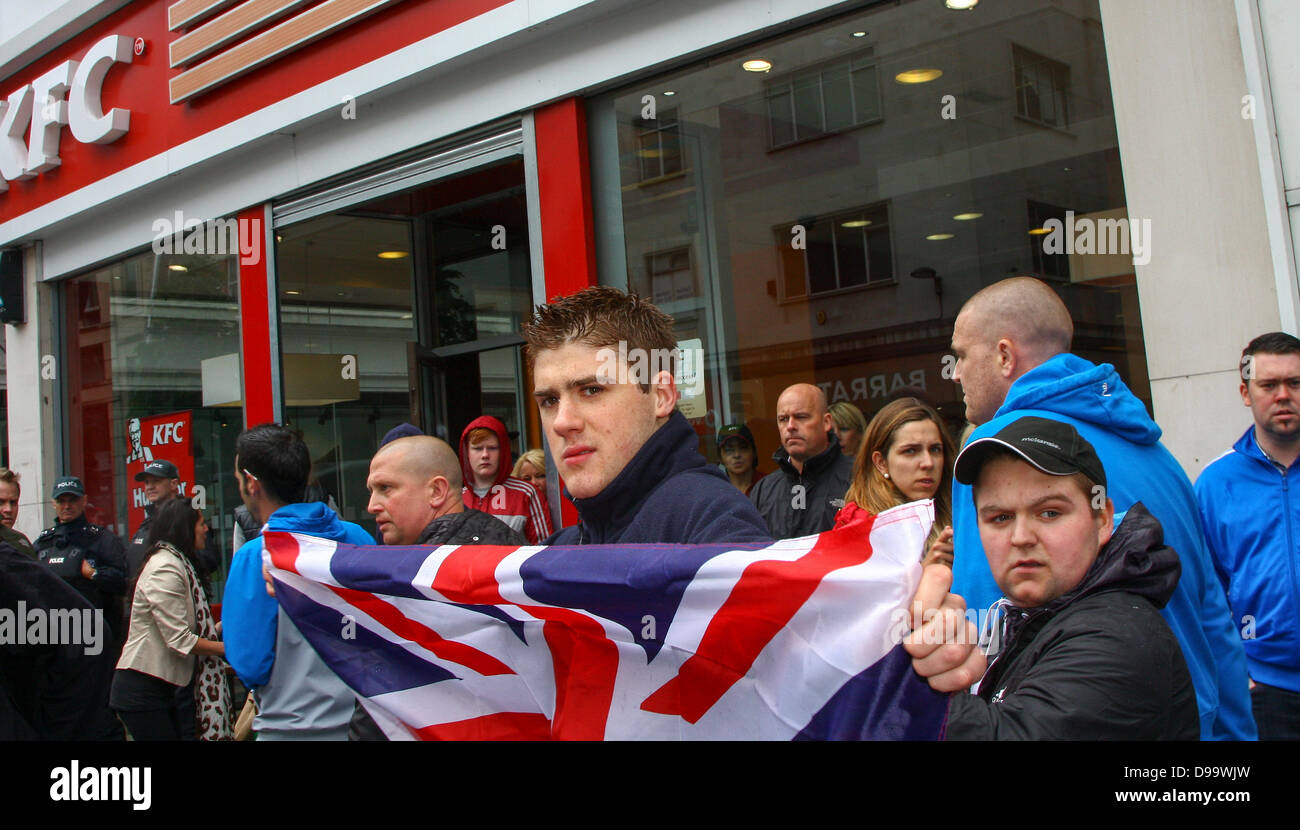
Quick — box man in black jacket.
[749,383,853,539]
[33,476,127,647]
[350,434,526,739]
[944,416,1199,740]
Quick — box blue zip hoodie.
[223,502,375,736]
[1195,426,1300,695]
[951,353,1256,740]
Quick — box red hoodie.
[459,415,553,544]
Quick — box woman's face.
[194,511,209,552]
[837,425,863,457]
[720,439,756,475]
[517,461,547,500]
[873,419,945,502]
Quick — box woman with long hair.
[112,497,232,740]
[844,397,957,566]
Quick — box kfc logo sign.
[0,34,133,192]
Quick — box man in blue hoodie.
[222,423,374,740]
[948,277,1255,740]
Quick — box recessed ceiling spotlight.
[841,219,872,228]
[926,233,955,241]
[953,212,983,221]
[377,251,409,259]
[742,59,773,73]
[895,68,943,84]
[284,289,301,295]
[1028,227,1052,236]
[168,264,188,272]
[851,31,867,38]
[946,0,979,9]
[663,90,676,96]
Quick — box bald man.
[949,276,1256,741]
[367,436,527,548]
[351,436,527,740]
[749,383,854,539]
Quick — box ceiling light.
[1028,227,1052,235]
[377,251,409,259]
[895,68,943,84]
[285,290,301,295]
[953,212,983,221]
[841,219,872,228]
[663,90,675,96]
[851,31,867,38]
[168,264,187,272]
[926,233,954,241]
[742,59,773,73]
[946,0,979,9]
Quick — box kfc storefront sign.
[0,34,134,191]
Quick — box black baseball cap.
[135,460,180,481]
[51,476,85,498]
[954,416,1106,489]
[717,423,756,450]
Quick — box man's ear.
[427,475,451,508]
[996,337,1016,378]
[821,411,834,434]
[1096,498,1116,547]
[651,369,678,418]
[1240,380,1252,408]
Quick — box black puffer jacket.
[946,503,1199,740]
[749,434,853,539]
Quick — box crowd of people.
[2,277,1297,741]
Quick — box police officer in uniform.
[31,475,127,740]
[34,476,129,646]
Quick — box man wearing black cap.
[127,459,213,580]
[944,416,1198,740]
[33,476,128,646]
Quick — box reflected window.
[1014,45,1070,128]
[767,50,882,148]
[778,203,893,300]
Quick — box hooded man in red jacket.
[458,415,552,544]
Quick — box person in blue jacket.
[222,423,374,741]
[1196,332,1300,740]
[948,277,1255,740]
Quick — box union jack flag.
[263,501,951,740]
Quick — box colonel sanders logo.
[125,417,153,463]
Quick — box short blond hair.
[512,449,545,478]
[0,467,19,496]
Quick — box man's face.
[0,481,18,528]
[1241,352,1300,443]
[533,342,673,500]
[975,456,1112,608]
[367,448,436,545]
[776,387,832,463]
[468,436,501,487]
[53,493,86,524]
[951,311,1007,426]
[140,474,180,504]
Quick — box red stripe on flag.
[262,530,302,574]
[431,544,619,740]
[414,712,554,741]
[640,514,878,723]
[325,584,515,677]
